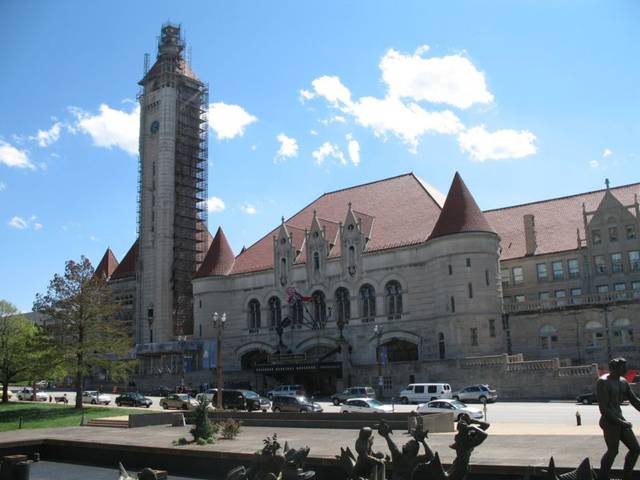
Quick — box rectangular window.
[570,288,582,305]
[568,259,580,279]
[552,261,564,280]
[627,224,637,240]
[539,291,550,300]
[489,319,496,338]
[633,281,640,299]
[485,269,490,286]
[448,264,453,275]
[199,324,202,338]
[611,253,623,273]
[470,328,478,346]
[609,226,618,242]
[383,376,393,391]
[450,296,456,313]
[597,285,609,294]
[515,295,525,303]
[501,268,510,288]
[629,251,640,271]
[468,283,473,299]
[512,267,524,285]
[466,257,471,268]
[555,290,567,306]
[614,282,626,291]
[537,263,548,281]
[592,229,602,244]
[594,255,606,274]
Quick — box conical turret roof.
[195,227,235,277]
[429,172,495,240]
[94,248,119,280]
[110,239,139,280]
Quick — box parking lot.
[8,386,640,428]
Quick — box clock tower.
[136,24,209,345]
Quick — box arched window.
[385,281,403,320]
[312,291,326,328]
[241,350,269,370]
[268,297,281,330]
[290,301,303,328]
[280,258,288,285]
[335,287,351,324]
[313,251,320,272]
[438,333,446,359]
[248,299,261,332]
[359,284,376,322]
[348,246,357,276]
[612,318,633,346]
[379,338,418,363]
[585,321,604,348]
[539,325,558,350]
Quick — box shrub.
[172,437,189,446]
[219,418,242,439]
[190,398,217,442]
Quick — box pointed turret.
[110,240,139,281]
[429,172,495,240]
[195,227,235,277]
[94,248,119,280]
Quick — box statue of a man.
[378,420,431,480]
[353,427,385,480]
[597,357,640,480]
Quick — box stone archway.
[241,350,270,370]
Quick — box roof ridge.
[484,181,640,213]
[318,172,415,197]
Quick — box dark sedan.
[115,392,153,408]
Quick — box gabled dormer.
[305,210,328,281]
[340,203,365,280]
[584,179,639,248]
[273,217,296,287]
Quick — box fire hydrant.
[576,411,582,426]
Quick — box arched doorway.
[241,350,270,370]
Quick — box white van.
[398,383,452,404]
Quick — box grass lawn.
[0,402,141,432]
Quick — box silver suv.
[267,384,305,400]
[331,386,376,405]
[452,384,498,403]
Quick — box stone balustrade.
[457,354,509,368]
[556,363,599,377]
[503,289,640,314]
[506,358,560,372]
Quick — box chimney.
[523,214,537,256]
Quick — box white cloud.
[379,47,494,109]
[209,102,257,140]
[240,203,257,215]
[603,148,613,158]
[32,122,62,147]
[72,104,140,155]
[589,160,600,168]
[458,125,537,161]
[274,133,298,163]
[207,196,226,212]
[33,223,43,231]
[299,89,315,102]
[89,235,97,241]
[0,140,35,170]
[312,142,346,166]
[0,182,5,192]
[346,134,360,166]
[311,76,353,108]
[8,216,27,230]
[310,130,318,136]
[351,96,463,150]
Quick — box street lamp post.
[373,325,383,400]
[212,312,226,409]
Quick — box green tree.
[34,256,135,409]
[0,301,36,402]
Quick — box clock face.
[150,120,160,134]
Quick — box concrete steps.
[85,418,128,428]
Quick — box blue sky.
[1,1,638,311]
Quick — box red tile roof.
[429,172,496,240]
[229,173,444,275]
[484,183,640,260]
[94,248,119,280]
[110,239,139,280]
[195,227,235,277]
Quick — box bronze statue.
[544,457,597,480]
[597,357,640,480]
[377,420,433,480]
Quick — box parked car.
[271,395,322,413]
[399,383,452,404]
[160,393,199,410]
[331,386,376,405]
[146,385,172,397]
[452,385,498,403]
[82,391,112,405]
[576,392,597,405]
[16,388,48,402]
[35,380,48,389]
[115,392,152,408]
[240,390,271,412]
[416,399,483,421]
[340,398,393,414]
[267,384,305,400]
